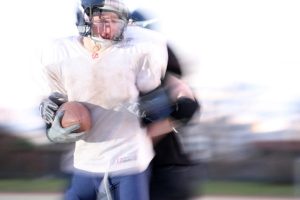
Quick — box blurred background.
[0,0,300,199]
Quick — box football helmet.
[77,0,129,41]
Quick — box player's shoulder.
[49,36,79,53]
[41,36,80,66]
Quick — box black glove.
[170,97,200,124]
[139,86,174,125]
[39,92,68,128]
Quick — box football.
[58,101,92,132]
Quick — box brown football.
[58,101,92,132]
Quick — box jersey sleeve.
[134,29,168,93]
[39,38,68,96]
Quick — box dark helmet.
[77,0,130,40]
[130,8,160,30]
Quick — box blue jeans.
[65,168,150,200]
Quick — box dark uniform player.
[131,9,205,200]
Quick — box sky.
[0,0,300,135]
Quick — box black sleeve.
[166,45,182,77]
[139,85,174,125]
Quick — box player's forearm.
[146,118,173,138]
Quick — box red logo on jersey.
[92,52,99,59]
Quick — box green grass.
[0,178,68,193]
[0,178,296,197]
[201,180,295,197]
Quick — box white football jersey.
[41,25,168,175]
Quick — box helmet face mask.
[78,0,129,41]
[91,11,126,41]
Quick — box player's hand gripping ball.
[58,101,92,132]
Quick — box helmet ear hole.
[84,8,91,17]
